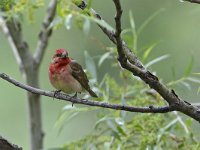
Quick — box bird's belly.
[49,68,83,94]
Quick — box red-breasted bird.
[48,49,98,98]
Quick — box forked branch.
[73,0,200,122]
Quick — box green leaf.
[129,11,137,52]
[84,51,97,80]
[80,14,114,31]
[57,3,63,17]
[57,112,79,135]
[129,11,135,29]
[95,116,113,128]
[115,118,125,126]
[145,54,170,68]
[171,66,176,80]
[98,52,111,67]
[180,81,191,90]
[167,77,185,86]
[193,72,200,75]
[143,42,158,62]
[198,87,200,94]
[116,125,127,136]
[107,120,117,132]
[64,13,73,30]
[184,56,194,77]
[72,0,82,6]
[55,105,91,134]
[137,8,165,35]
[185,118,193,128]
[121,28,132,35]
[162,118,178,131]
[83,17,90,35]
[186,77,200,84]
[87,0,94,9]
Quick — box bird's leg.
[73,92,78,98]
[71,92,78,107]
[53,90,62,99]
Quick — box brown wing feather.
[69,60,97,97]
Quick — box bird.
[48,48,98,98]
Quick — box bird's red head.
[53,48,68,59]
[51,48,71,66]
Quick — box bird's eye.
[56,53,62,57]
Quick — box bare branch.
[0,17,23,69]
[33,0,57,68]
[0,72,173,113]
[0,16,32,72]
[113,0,126,63]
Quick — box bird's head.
[53,48,68,59]
[51,49,71,65]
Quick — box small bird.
[48,48,98,98]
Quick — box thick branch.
[74,0,200,122]
[34,0,57,68]
[0,3,47,150]
[0,72,173,113]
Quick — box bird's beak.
[61,53,68,59]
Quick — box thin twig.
[34,0,57,68]
[0,72,174,113]
[113,0,126,63]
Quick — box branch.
[0,16,32,72]
[76,1,144,69]
[74,0,200,122]
[0,72,173,113]
[0,136,22,150]
[0,17,22,69]
[113,0,126,63]
[184,0,200,4]
[33,0,57,68]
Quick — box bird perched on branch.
[48,48,98,98]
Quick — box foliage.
[1,0,44,22]
[54,71,198,149]
[3,0,200,149]
[47,1,200,149]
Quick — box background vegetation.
[0,0,200,149]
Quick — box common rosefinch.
[48,48,98,98]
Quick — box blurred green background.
[0,0,200,149]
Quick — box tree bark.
[25,70,43,150]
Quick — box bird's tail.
[88,89,98,98]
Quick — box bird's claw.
[53,90,61,99]
[71,92,78,107]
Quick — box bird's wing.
[69,60,91,90]
[69,60,97,97]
